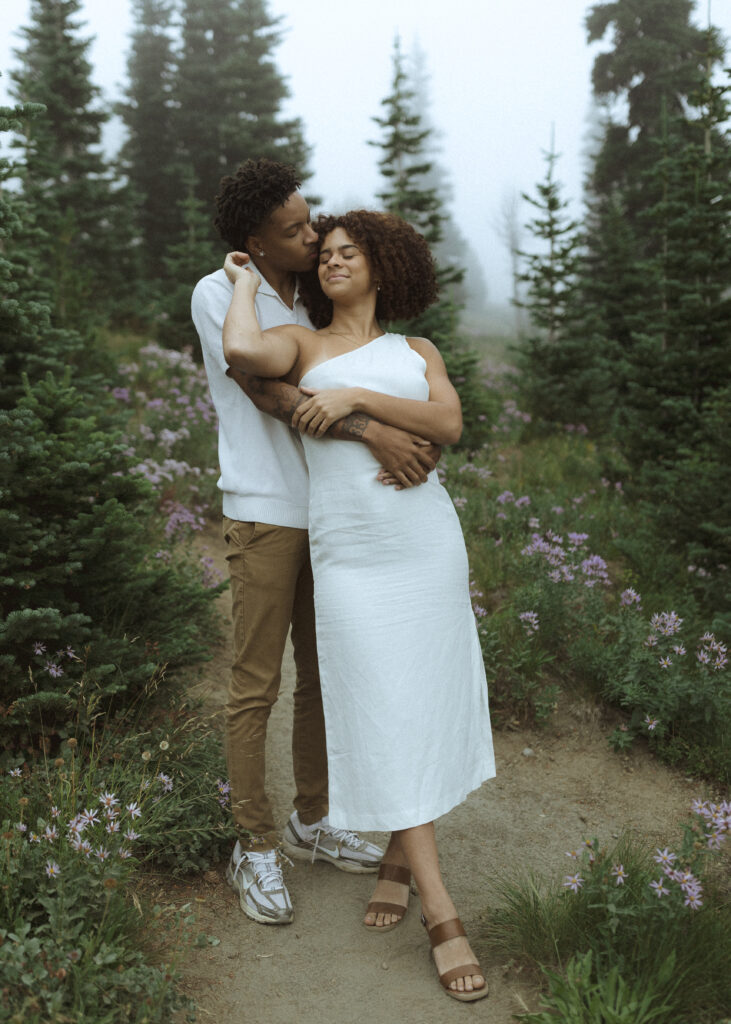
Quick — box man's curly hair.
[298,210,439,329]
[214,158,302,252]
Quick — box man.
[192,157,438,925]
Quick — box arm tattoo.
[231,371,372,439]
[333,412,369,440]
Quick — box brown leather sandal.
[364,863,411,932]
[422,915,489,1002]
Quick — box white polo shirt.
[191,266,313,528]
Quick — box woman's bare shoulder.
[405,336,441,360]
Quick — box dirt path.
[177,524,702,1024]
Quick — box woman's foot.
[363,862,411,930]
[422,915,488,1001]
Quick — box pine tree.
[517,141,595,427]
[173,0,310,226]
[586,0,718,207]
[117,0,180,278]
[371,35,466,344]
[0,96,84,408]
[372,40,445,245]
[407,41,488,320]
[9,0,133,324]
[370,38,496,448]
[582,0,725,354]
[158,177,223,348]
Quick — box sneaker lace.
[237,849,292,892]
[313,824,364,861]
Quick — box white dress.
[300,333,495,831]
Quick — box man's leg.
[223,517,310,850]
[289,555,329,827]
[283,552,384,874]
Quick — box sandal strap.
[438,963,483,989]
[366,900,406,917]
[425,917,467,948]
[377,862,411,885]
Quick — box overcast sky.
[1,0,728,306]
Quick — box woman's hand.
[224,251,260,291]
[292,386,361,437]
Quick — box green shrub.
[0,374,224,750]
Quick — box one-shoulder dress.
[300,333,495,831]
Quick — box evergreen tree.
[371,35,462,319]
[0,102,222,745]
[158,178,222,348]
[174,0,310,227]
[117,0,180,279]
[517,142,603,428]
[586,0,718,206]
[582,0,725,356]
[0,96,83,408]
[370,38,496,448]
[9,0,135,324]
[407,40,489,319]
[619,97,731,470]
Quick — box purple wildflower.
[519,611,539,636]
[653,848,677,867]
[563,874,584,892]
[610,864,628,885]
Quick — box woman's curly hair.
[214,158,301,252]
[298,210,439,329]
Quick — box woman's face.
[317,227,375,300]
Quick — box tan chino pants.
[223,517,328,850]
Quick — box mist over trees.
[518,0,730,620]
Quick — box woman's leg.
[399,822,485,995]
[363,832,410,927]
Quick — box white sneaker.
[225,841,294,924]
[282,812,384,874]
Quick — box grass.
[482,815,731,1023]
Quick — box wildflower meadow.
[2,334,728,1021]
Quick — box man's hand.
[364,421,441,489]
[225,371,440,487]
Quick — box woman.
[223,210,495,1002]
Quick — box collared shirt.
[191,266,314,527]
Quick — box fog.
[1,0,728,314]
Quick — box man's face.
[249,192,318,274]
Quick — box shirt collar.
[250,262,301,309]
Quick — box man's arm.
[228,368,439,488]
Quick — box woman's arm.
[292,338,462,446]
[221,252,301,378]
[228,367,441,486]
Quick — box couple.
[192,158,495,1002]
